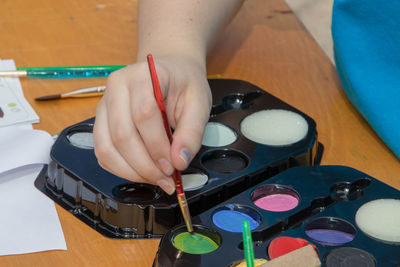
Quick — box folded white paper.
[0,126,54,174]
[0,114,67,255]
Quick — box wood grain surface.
[0,0,398,266]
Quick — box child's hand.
[93,55,212,195]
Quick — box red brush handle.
[147,54,185,195]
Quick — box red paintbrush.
[147,54,194,234]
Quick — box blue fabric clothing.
[332,0,400,159]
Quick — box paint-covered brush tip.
[35,94,62,101]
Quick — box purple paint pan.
[305,217,356,246]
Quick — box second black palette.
[35,79,322,238]
[154,165,400,267]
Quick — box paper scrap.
[0,59,39,127]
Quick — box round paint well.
[202,122,237,147]
[182,172,209,191]
[222,91,262,110]
[201,149,249,173]
[67,132,94,149]
[212,204,261,232]
[251,185,299,212]
[268,236,313,259]
[355,198,400,244]
[330,178,372,202]
[240,109,309,146]
[171,225,221,254]
[230,258,268,267]
[112,183,160,204]
[325,247,376,267]
[305,217,356,246]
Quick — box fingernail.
[157,178,175,195]
[179,148,191,167]
[158,158,174,176]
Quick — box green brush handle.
[17,65,125,78]
[243,220,255,267]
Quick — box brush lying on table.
[35,85,106,101]
[34,75,221,101]
[0,65,124,79]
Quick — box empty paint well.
[305,217,356,246]
[240,109,308,146]
[182,172,209,191]
[201,149,249,173]
[355,198,400,244]
[222,92,262,110]
[171,225,221,254]
[212,204,261,232]
[251,185,299,212]
[325,247,376,267]
[112,183,161,204]
[67,132,94,149]
[202,122,237,147]
[210,91,263,116]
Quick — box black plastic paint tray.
[154,166,400,267]
[35,79,323,239]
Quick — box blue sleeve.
[332,0,400,159]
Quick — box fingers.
[93,60,211,196]
[129,74,174,177]
[93,98,148,183]
[93,68,176,194]
[105,73,167,183]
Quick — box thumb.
[170,92,211,170]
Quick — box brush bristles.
[35,94,62,101]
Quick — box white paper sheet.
[0,59,39,127]
[0,105,67,255]
[0,165,67,255]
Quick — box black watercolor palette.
[154,165,400,267]
[34,79,323,239]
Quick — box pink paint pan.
[251,184,300,212]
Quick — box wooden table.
[1,0,399,266]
